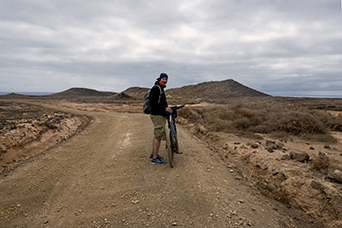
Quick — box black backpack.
[142,85,162,114]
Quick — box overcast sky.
[0,0,341,97]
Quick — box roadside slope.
[0,106,321,227]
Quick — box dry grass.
[178,100,342,142]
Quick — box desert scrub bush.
[206,117,233,132]
[268,111,328,135]
[309,110,342,131]
[178,107,203,123]
[179,101,342,141]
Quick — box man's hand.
[166,107,173,113]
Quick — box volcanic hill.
[119,79,270,103]
[166,79,269,102]
[50,88,116,98]
[112,87,149,100]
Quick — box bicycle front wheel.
[171,123,179,154]
[166,127,175,168]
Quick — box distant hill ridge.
[120,79,269,102]
[1,79,269,102]
[167,79,269,101]
[120,87,149,99]
[109,92,135,100]
[50,88,116,97]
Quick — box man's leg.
[151,135,155,155]
[150,115,166,161]
[152,135,161,160]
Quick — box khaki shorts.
[150,115,166,140]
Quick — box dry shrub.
[206,117,232,132]
[177,107,192,118]
[214,107,233,120]
[311,110,342,131]
[270,111,327,135]
[268,131,291,140]
[301,133,337,143]
[232,107,258,119]
[232,117,251,130]
[236,131,263,140]
[178,107,202,123]
[179,101,342,141]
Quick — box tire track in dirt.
[0,104,319,227]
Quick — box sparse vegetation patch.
[178,101,342,142]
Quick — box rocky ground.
[0,99,341,227]
[179,116,342,228]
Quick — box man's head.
[159,73,168,80]
[158,73,168,86]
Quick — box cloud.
[0,0,341,97]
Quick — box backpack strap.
[155,85,162,103]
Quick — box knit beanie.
[159,73,168,80]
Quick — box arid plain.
[1,79,342,227]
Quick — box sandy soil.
[0,100,338,227]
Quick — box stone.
[227,164,234,169]
[131,200,139,204]
[281,154,290,160]
[290,151,310,162]
[276,142,285,149]
[327,169,342,184]
[250,143,259,149]
[312,152,330,170]
[222,143,230,149]
[324,144,331,149]
[310,180,326,192]
[0,146,7,153]
[267,147,274,153]
[266,140,275,147]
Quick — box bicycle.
[166,105,185,167]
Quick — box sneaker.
[150,154,164,160]
[151,158,166,164]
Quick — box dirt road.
[0,105,319,227]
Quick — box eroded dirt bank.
[180,118,342,228]
[0,101,91,173]
[0,101,324,227]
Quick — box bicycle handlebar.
[167,105,185,118]
[171,105,185,111]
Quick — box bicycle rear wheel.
[166,127,174,167]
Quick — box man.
[149,73,173,164]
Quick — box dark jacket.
[150,81,168,116]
